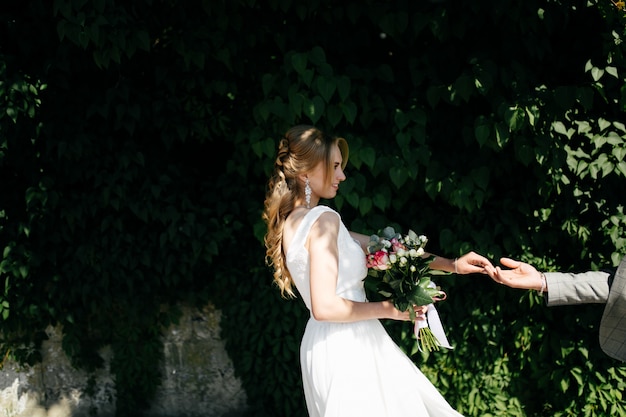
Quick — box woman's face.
[307,143,346,203]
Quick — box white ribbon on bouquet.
[414,281,453,350]
[414,303,453,350]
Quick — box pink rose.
[366,250,390,270]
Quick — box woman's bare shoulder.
[283,207,339,252]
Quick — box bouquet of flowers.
[363,226,449,352]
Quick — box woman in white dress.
[263,125,493,417]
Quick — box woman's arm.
[349,231,370,252]
[350,229,492,275]
[429,251,493,275]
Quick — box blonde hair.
[262,125,349,298]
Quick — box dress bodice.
[285,205,368,310]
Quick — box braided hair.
[262,125,348,298]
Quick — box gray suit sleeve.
[544,270,610,306]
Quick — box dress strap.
[290,206,338,253]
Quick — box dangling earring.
[305,178,311,209]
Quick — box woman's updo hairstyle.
[263,125,349,298]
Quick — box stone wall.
[0,304,248,417]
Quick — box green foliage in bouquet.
[364,227,445,319]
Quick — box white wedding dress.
[286,205,464,417]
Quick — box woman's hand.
[413,305,428,321]
[384,302,428,322]
[455,251,493,274]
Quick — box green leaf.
[453,74,474,102]
[495,123,510,147]
[606,66,618,78]
[475,123,490,147]
[389,166,407,188]
[309,46,327,67]
[341,101,357,124]
[291,53,307,74]
[373,193,389,210]
[327,104,342,127]
[345,191,359,207]
[505,106,525,131]
[396,132,410,149]
[337,76,351,101]
[359,197,372,215]
[303,96,325,124]
[315,76,336,103]
[407,284,436,306]
[394,109,410,130]
[591,66,604,81]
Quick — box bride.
[263,124,492,416]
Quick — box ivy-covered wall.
[1,1,626,416]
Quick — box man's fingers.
[499,257,522,269]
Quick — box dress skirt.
[300,317,463,417]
